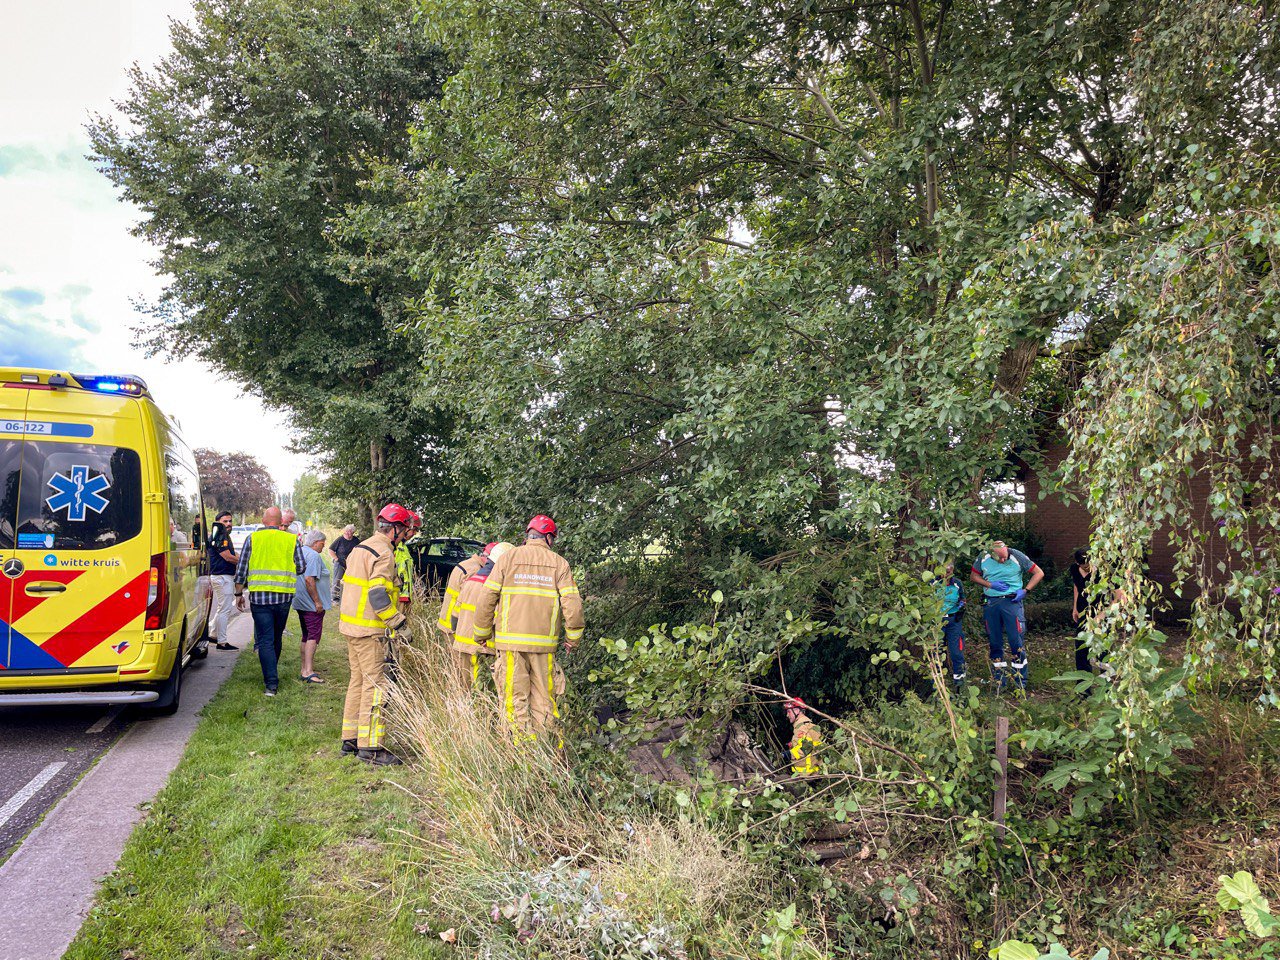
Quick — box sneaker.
[356,748,402,766]
[341,738,358,755]
[215,642,238,651]
[265,687,278,697]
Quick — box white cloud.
[0,0,313,490]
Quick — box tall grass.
[385,613,796,958]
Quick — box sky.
[0,0,312,491]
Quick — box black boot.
[357,748,402,766]
[341,738,358,755]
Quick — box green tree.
[291,470,353,529]
[89,0,457,527]
[340,0,1280,785]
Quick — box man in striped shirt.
[235,506,306,696]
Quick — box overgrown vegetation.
[387,631,807,958]
[91,0,1280,955]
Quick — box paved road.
[0,614,249,960]
[0,700,134,865]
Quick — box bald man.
[235,506,306,696]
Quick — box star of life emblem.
[46,465,111,522]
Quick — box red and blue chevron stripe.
[0,570,149,670]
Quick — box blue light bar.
[72,373,149,397]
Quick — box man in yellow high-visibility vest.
[338,503,415,765]
[234,506,306,697]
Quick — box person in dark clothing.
[207,510,240,650]
[328,524,359,602]
[1069,548,1097,673]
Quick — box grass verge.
[65,619,451,960]
[64,611,780,960]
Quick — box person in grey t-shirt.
[294,529,332,683]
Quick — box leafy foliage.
[89,0,458,523]
[1218,871,1280,939]
[100,2,1280,954]
[194,447,275,520]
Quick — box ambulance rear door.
[0,387,32,670]
[7,390,150,675]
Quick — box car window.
[14,440,143,551]
[165,452,200,549]
[164,429,202,549]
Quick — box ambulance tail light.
[145,553,169,629]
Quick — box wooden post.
[994,715,1009,842]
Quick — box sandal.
[300,674,325,684]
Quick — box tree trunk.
[369,438,387,523]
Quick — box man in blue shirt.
[970,540,1044,691]
[934,562,966,690]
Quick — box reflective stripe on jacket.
[453,557,497,656]
[339,532,402,638]
[246,528,300,594]
[789,717,823,777]
[438,554,485,635]
[472,539,585,653]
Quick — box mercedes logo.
[3,558,24,579]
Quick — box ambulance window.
[0,439,22,550]
[15,441,143,550]
[164,451,201,550]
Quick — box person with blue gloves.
[970,540,1043,691]
[934,562,967,690]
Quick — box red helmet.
[484,541,498,554]
[527,514,557,537]
[408,510,422,531]
[377,503,412,525]
[784,697,808,719]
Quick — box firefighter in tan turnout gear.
[473,516,584,742]
[437,542,491,683]
[448,542,514,689]
[784,697,824,778]
[338,503,415,766]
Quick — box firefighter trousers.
[454,650,496,690]
[342,634,391,749]
[494,650,563,739]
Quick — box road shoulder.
[0,617,248,960]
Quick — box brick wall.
[1021,442,1092,574]
[1022,434,1275,590]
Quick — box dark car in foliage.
[409,537,486,592]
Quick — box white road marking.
[0,762,67,829]
[85,706,123,734]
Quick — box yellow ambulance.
[0,369,212,713]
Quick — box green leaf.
[1221,871,1266,910]
[993,942,1039,960]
